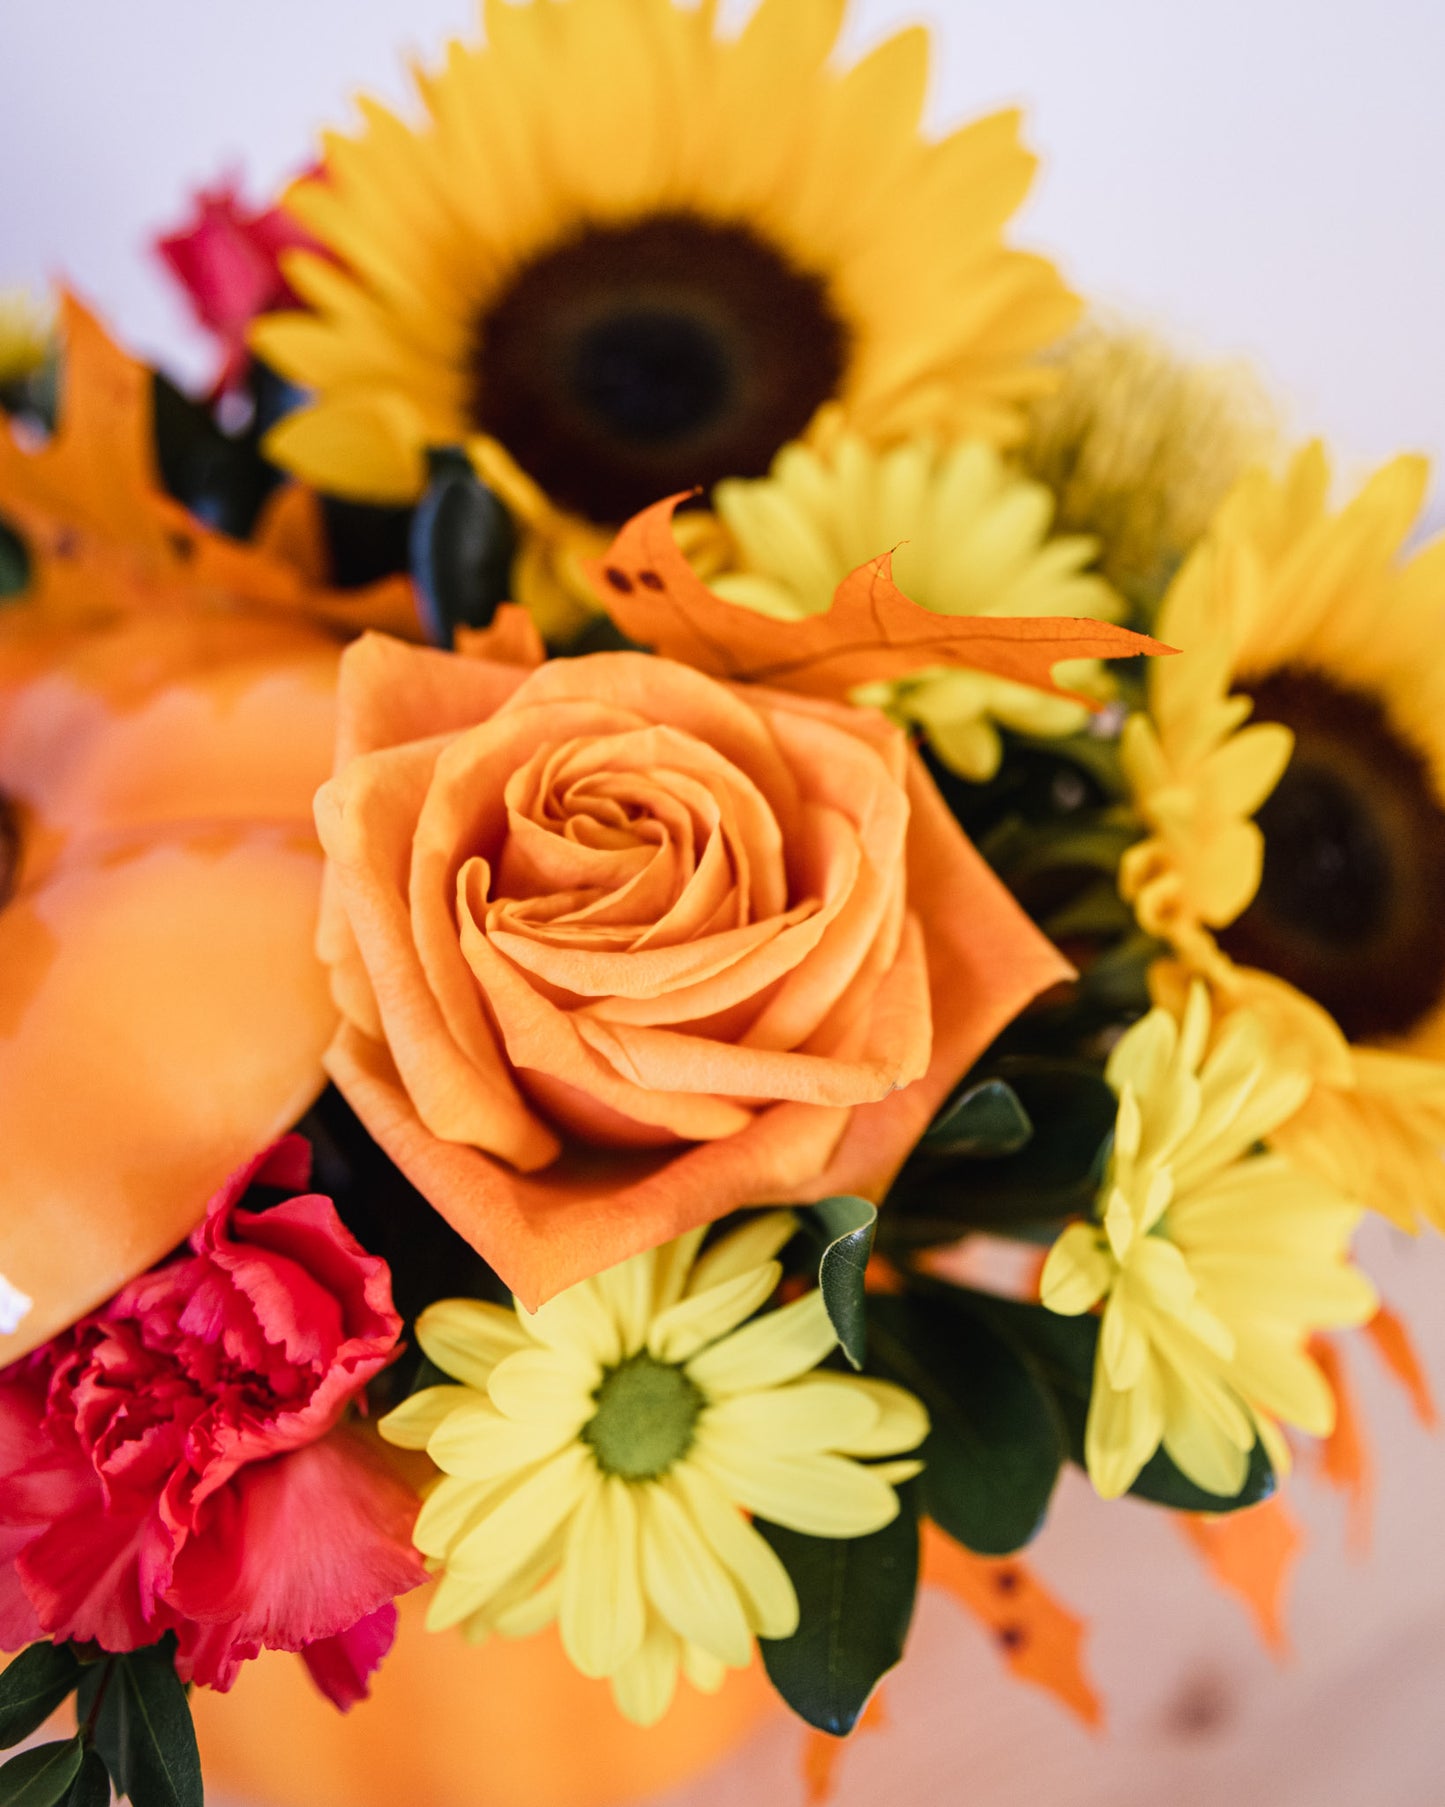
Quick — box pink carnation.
[155,174,320,393]
[0,1137,426,1706]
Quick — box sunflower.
[1021,324,1275,617]
[250,0,1078,634]
[709,431,1120,780]
[1041,984,1376,1500]
[379,1213,927,1724]
[1120,443,1445,1233]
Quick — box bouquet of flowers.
[0,2,1437,1803]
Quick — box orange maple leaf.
[1177,1494,1304,1657]
[921,1521,1103,1728]
[0,292,417,639]
[584,493,1172,702]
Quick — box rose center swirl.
[1218,666,1445,1042]
[469,213,851,526]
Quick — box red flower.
[0,1138,425,1705]
[155,175,321,393]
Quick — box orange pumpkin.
[194,1587,777,1807]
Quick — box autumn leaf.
[0,292,417,638]
[584,493,1172,702]
[921,1521,1102,1727]
[1178,1495,1304,1656]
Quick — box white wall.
[4,0,1442,508]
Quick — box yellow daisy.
[1022,323,1275,613]
[1119,443,1445,1232]
[380,1213,927,1725]
[709,431,1120,781]
[250,0,1078,632]
[1041,984,1376,1501]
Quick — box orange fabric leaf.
[1177,1495,1304,1656]
[921,1522,1102,1727]
[1365,1302,1439,1428]
[0,292,418,639]
[1312,1334,1375,1553]
[800,1689,889,1805]
[583,493,1171,703]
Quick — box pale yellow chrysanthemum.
[0,290,51,390]
[1041,983,1376,1501]
[1022,323,1276,612]
[1119,443,1445,1233]
[710,432,1120,781]
[250,0,1078,634]
[380,1214,927,1725]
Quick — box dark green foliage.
[805,1196,878,1370]
[756,1484,920,1736]
[869,1293,1064,1554]
[0,1645,83,1750]
[0,1739,83,1807]
[410,448,516,644]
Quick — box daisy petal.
[639,1481,754,1667]
[692,1429,901,1537]
[685,1290,836,1397]
[378,1384,474,1449]
[559,1474,646,1678]
[671,1463,799,1640]
[648,1261,782,1364]
[610,1616,681,1728]
[416,1299,530,1388]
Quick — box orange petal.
[0,840,335,1362]
[584,493,1171,702]
[455,604,547,669]
[1177,1495,1304,1656]
[1311,1335,1374,1554]
[1365,1302,1439,1428]
[324,1022,852,1310]
[921,1522,1102,1727]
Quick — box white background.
[3,0,1444,520]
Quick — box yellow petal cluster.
[711,432,1120,780]
[1041,984,1376,1501]
[0,289,50,389]
[380,1214,927,1724]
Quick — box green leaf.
[0,1645,82,1750]
[805,1196,877,1370]
[967,1291,1276,1514]
[756,1485,920,1736]
[921,1078,1032,1158]
[410,448,515,645]
[887,1057,1117,1246]
[0,1739,84,1807]
[869,1294,1064,1555]
[78,1648,201,1807]
[62,1753,109,1807]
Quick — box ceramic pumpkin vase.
[193,1587,778,1807]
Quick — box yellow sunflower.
[1041,983,1376,1500]
[709,431,1120,780]
[1022,323,1275,614]
[380,1213,927,1725]
[1119,443,1445,1233]
[250,0,1078,634]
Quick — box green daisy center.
[582,1352,704,1481]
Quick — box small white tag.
[0,1273,33,1335]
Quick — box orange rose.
[315,627,1068,1305]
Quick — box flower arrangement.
[0,2,1438,1803]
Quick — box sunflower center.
[470,213,850,526]
[582,1352,703,1481]
[1218,666,1445,1041]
